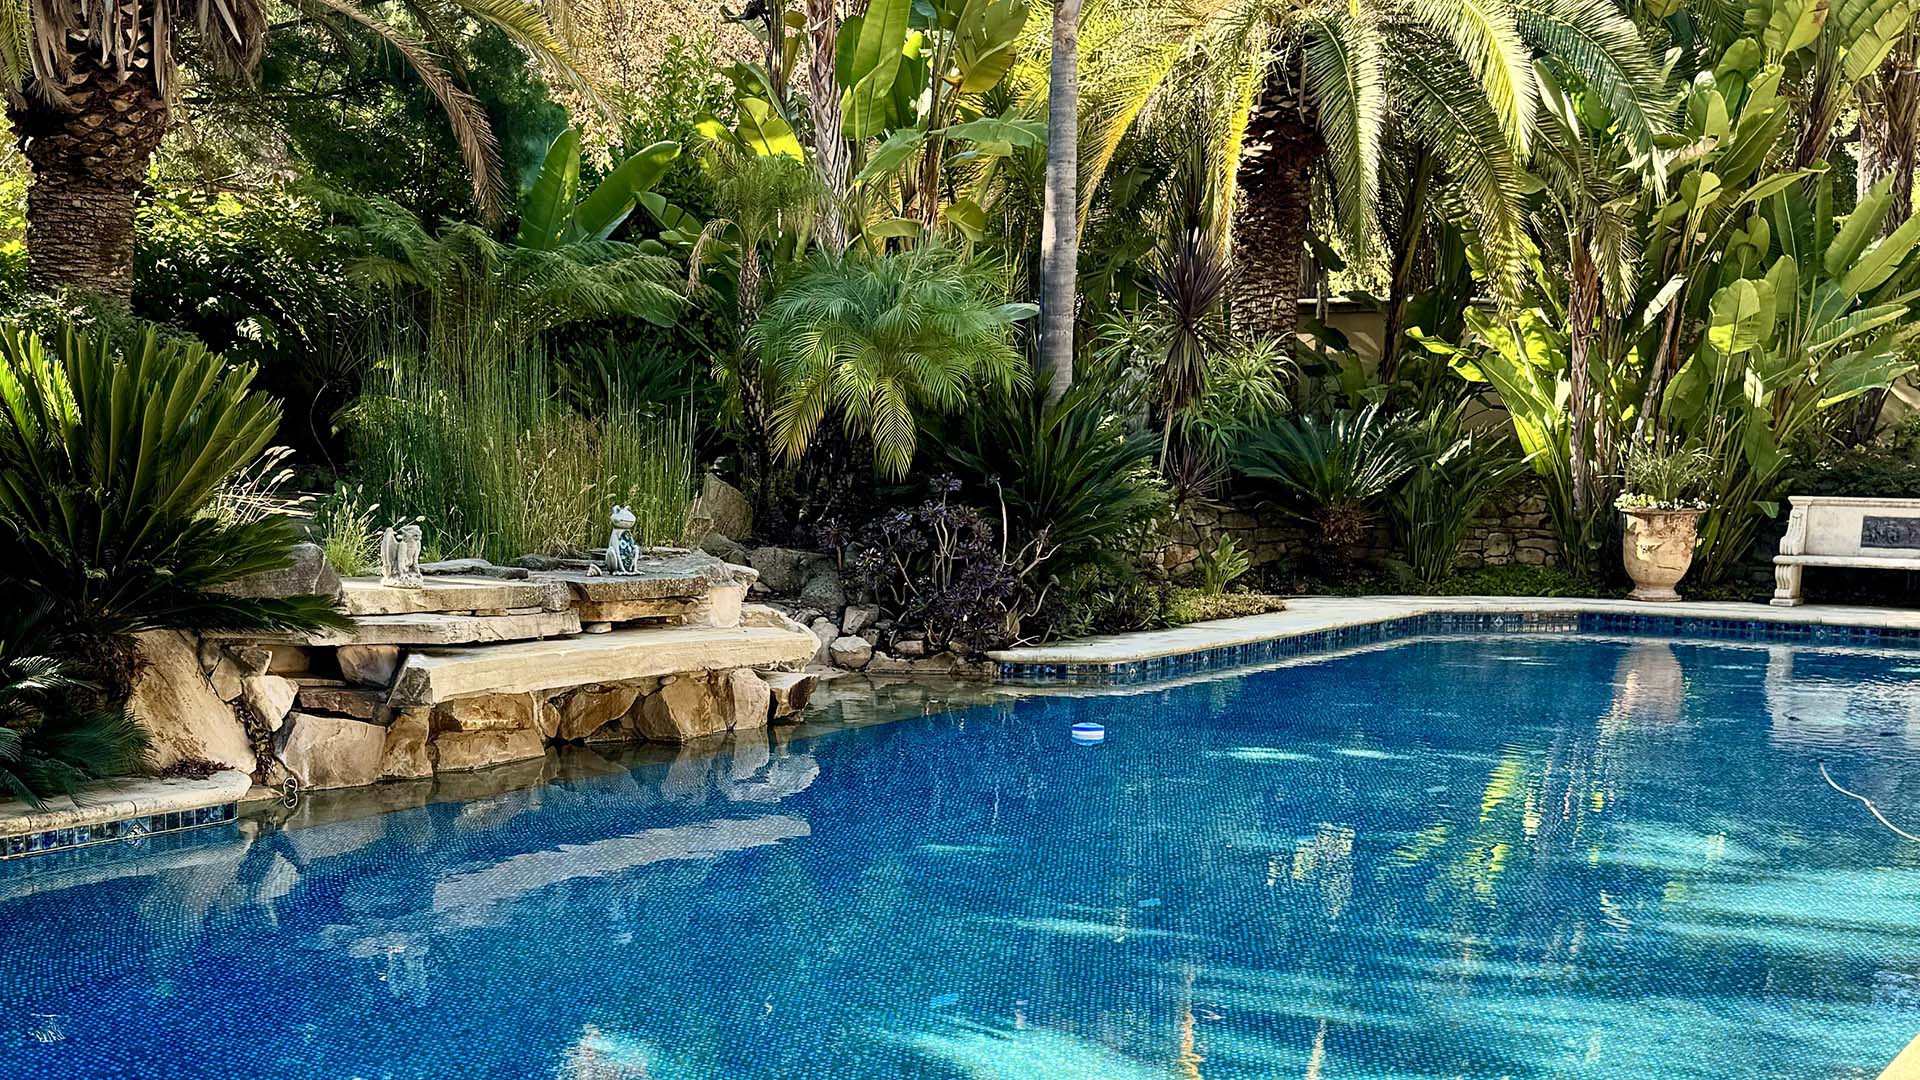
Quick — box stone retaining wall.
[1157,484,1562,577]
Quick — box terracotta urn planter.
[1621,508,1702,602]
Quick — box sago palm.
[0,0,587,297]
[1067,0,1664,339]
[754,246,1036,479]
[0,321,348,637]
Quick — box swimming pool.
[1,632,1916,1078]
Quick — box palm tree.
[803,0,850,254]
[1,0,584,298]
[1039,0,1083,403]
[754,246,1036,478]
[1072,0,1663,342]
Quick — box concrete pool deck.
[986,594,1920,667]
[1883,1035,1920,1079]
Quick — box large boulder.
[128,630,255,773]
[380,708,433,780]
[432,694,536,733]
[761,671,817,720]
[797,566,847,612]
[687,473,754,541]
[746,547,831,595]
[699,533,749,565]
[633,674,727,742]
[726,669,771,731]
[431,728,546,772]
[240,674,298,730]
[218,542,343,602]
[538,683,645,742]
[276,712,386,789]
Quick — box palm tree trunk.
[1848,39,1920,445]
[1231,57,1321,345]
[1038,0,1081,405]
[1378,148,1434,384]
[9,36,172,300]
[1567,243,1601,518]
[805,0,850,254]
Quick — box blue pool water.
[2,633,1918,1079]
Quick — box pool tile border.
[0,802,239,861]
[995,609,1920,685]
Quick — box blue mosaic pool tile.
[997,610,1920,685]
[0,801,236,863]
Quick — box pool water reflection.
[0,634,1916,1079]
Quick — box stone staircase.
[187,551,819,791]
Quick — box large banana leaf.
[950,0,1029,93]
[572,141,680,243]
[841,0,912,138]
[516,128,582,250]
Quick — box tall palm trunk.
[1231,56,1321,345]
[1848,39,1920,445]
[805,0,849,254]
[1038,0,1081,404]
[9,16,172,300]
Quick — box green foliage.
[1195,536,1251,595]
[319,165,685,358]
[132,190,372,464]
[343,344,695,563]
[1165,587,1287,625]
[315,486,385,576]
[1233,404,1416,550]
[0,319,345,637]
[935,374,1168,576]
[1617,444,1715,510]
[755,245,1035,478]
[517,131,682,249]
[0,607,149,808]
[1390,405,1529,587]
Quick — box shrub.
[934,375,1167,578]
[849,482,1026,655]
[1196,537,1251,595]
[1233,404,1415,563]
[0,607,149,807]
[0,320,345,638]
[1391,404,1529,586]
[1165,588,1287,624]
[756,246,1035,478]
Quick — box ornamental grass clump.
[345,340,696,564]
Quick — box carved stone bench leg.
[1772,563,1804,607]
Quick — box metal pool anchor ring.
[1071,722,1106,745]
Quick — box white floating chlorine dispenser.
[1071,722,1106,745]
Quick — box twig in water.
[1819,761,1920,843]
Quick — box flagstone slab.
[388,623,818,706]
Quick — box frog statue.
[606,505,641,575]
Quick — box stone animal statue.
[380,523,426,588]
[606,505,641,575]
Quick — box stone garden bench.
[1773,495,1920,606]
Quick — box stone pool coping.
[0,771,250,859]
[987,595,1920,682]
[1884,1035,1920,1079]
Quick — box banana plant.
[1662,175,1920,579]
[834,0,1036,241]
[516,130,682,251]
